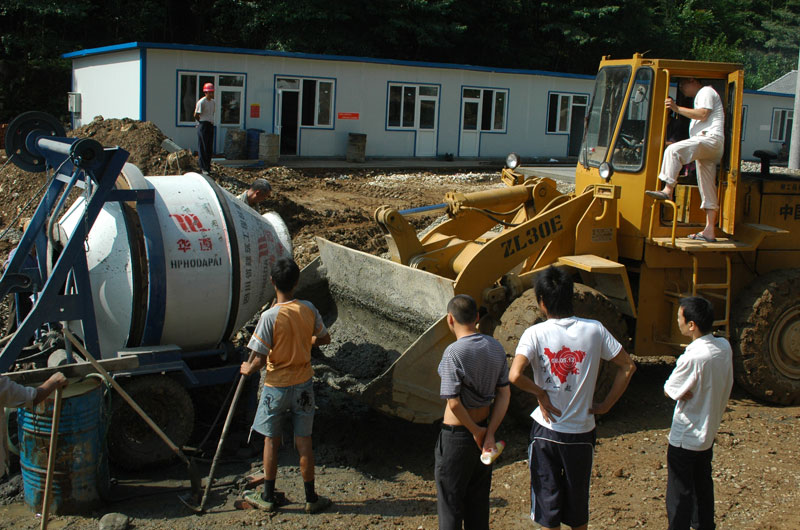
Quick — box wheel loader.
[300,53,800,423]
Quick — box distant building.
[759,70,797,95]
[63,42,793,161]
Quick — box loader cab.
[576,55,744,259]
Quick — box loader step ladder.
[556,254,637,318]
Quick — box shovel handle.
[199,350,257,510]
[40,387,62,530]
[63,329,190,466]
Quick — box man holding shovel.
[0,372,68,477]
[240,257,331,514]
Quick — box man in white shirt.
[646,78,725,242]
[510,266,636,530]
[664,296,733,530]
[194,82,216,175]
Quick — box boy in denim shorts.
[241,257,331,513]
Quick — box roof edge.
[62,41,596,80]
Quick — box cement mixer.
[0,112,291,468]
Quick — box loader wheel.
[494,284,630,422]
[108,375,195,470]
[731,269,800,405]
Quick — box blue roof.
[62,41,596,81]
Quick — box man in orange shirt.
[241,257,331,513]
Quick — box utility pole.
[789,46,800,169]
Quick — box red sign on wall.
[250,104,260,118]
[337,112,360,120]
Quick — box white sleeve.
[694,87,715,110]
[599,324,622,361]
[664,355,698,400]
[0,375,37,409]
[515,327,538,361]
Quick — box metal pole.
[789,45,800,169]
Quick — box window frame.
[275,75,336,129]
[176,70,247,127]
[386,82,440,130]
[546,91,589,135]
[460,86,510,133]
[770,107,793,143]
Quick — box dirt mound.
[69,116,179,176]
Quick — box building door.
[416,95,438,156]
[459,90,481,157]
[277,89,299,155]
[217,86,244,154]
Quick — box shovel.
[195,350,257,512]
[62,330,203,509]
[39,387,62,530]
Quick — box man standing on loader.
[240,257,332,514]
[664,296,733,530]
[435,294,510,529]
[509,266,636,530]
[646,77,725,242]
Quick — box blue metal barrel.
[246,128,264,159]
[17,377,109,514]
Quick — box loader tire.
[108,375,195,470]
[731,269,800,405]
[494,283,629,423]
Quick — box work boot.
[305,495,331,514]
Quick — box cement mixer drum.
[58,165,292,356]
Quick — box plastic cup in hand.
[480,440,505,465]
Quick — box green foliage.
[1,0,799,121]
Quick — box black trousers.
[666,443,716,530]
[434,427,492,530]
[197,121,214,172]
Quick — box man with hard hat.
[194,82,216,175]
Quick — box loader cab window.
[611,67,653,171]
[580,66,631,167]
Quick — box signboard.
[250,104,260,118]
[337,112,360,120]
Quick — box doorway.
[278,90,299,155]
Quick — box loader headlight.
[599,162,613,181]
[505,152,520,170]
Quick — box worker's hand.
[47,372,68,389]
[472,425,487,451]
[666,97,678,113]
[240,361,255,377]
[481,431,497,454]
[535,390,562,423]
[589,401,610,416]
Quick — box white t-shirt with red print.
[516,317,621,434]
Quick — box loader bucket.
[297,238,455,423]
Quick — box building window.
[547,93,589,133]
[387,83,439,129]
[276,77,334,128]
[178,72,246,126]
[461,87,508,132]
[771,108,792,142]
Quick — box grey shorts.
[252,378,315,438]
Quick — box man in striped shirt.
[435,294,510,530]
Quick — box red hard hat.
[203,83,215,92]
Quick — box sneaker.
[305,495,331,514]
[244,490,288,512]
